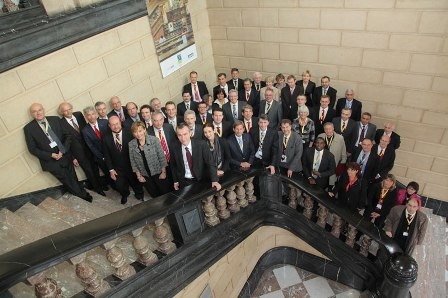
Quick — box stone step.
[0,209,41,255]
[14,202,71,237]
[37,197,94,227]
[58,195,110,220]
[86,190,144,213]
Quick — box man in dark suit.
[182,71,209,103]
[123,101,142,129]
[140,104,153,130]
[59,102,105,196]
[102,116,144,204]
[276,119,303,177]
[332,107,356,152]
[281,75,301,120]
[95,101,109,120]
[196,101,213,125]
[213,73,230,100]
[227,68,244,91]
[252,71,266,92]
[350,112,377,154]
[250,114,278,174]
[149,111,176,165]
[335,89,362,122]
[313,76,337,108]
[296,94,315,122]
[375,122,401,150]
[242,105,258,133]
[82,106,109,173]
[150,97,167,118]
[184,110,203,140]
[312,95,336,136]
[107,96,129,123]
[349,138,379,184]
[239,78,260,116]
[212,108,232,138]
[227,120,255,170]
[164,101,182,131]
[177,91,199,117]
[24,103,93,202]
[170,123,221,190]
[222,89,245,123]
[260,88,282,129]
[373,135,396,181]
[303,137,336,189]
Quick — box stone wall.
[0,0,215,198]
[207,0,448,201]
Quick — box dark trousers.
[115,169,144,197]
[142,174,173,198]
[77,154,103,191]
[49,161,88,199]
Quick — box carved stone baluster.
[345,225,358,248]
[236,181,249,208]
[331,214,343,239]
[154,217,177,254]
[317,204,329,228]
[27,273,63,298]
[244,177,257,203]
[4,0,19,12]
[102,240,136,280]
[132,228,158,266]
[215,190,230,219]
[360,235,372,257]
[302,193,314,219]
[202,194,220,226]
[70,253,110,297]
[288,187,298,209]
[226,185,240,213]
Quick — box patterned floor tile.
[252,269,281,297]
[273,265,302,289]
[260,290,285,298]
[303,276,335,298]
[282,283,310,298]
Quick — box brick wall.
[207,0,448,201]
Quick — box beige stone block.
[357,84,403,105]
[422,184,448,202]
[178,270,209,298]
[299,0,343,7]
[103,43,144,76]
[319,46,362,67]
[432,157,448,175]
[117,17,151,45]
[276,229,323,257]
[128,55,160,84]
[406,168,448,187]
[383,72,432,90]
[376,104,422,122]
[395,151,433,171]
[214,280,233,298]
[0,71,25,103]
[89,71,132,103]
[263,60,299,76]
[299,29,340,46]
[40,0,76,16]
[345,0,394,8]
[69,92,94,113]
[214,55,230,68]
[260,0,298,7]
[223,0,258,7]
[299,63,338,80]
[230,268,248,298]
[243,8,279,27]
[261,28,299,43]
[432,77,448,93]
[280,44,318,63]
[367,11,419,33]
[117,79,154,105]
[419,12,448,34]
[397,0,448,8]
[422,111,448,128]
[187,0,207,12]
[230,57,263,72]
[208,8,242,26]
[398,137,415,152]
[403,90,448,113]
[443,38,448,53]
[200,42,214,60]
[442,130,448,146]
[208,256,231,298]
[410,54,448,76]
[0,157,32,197]
[0,82,63,131]
[359,99,376,115]
[370,116,390,130]
[396,121,444,143]
[227,27,260,41]
[212,40,245,56]
[206,0,223,8]
[8,173,59,197]
[228,246,247,287]
[244,42,280,59]
[278,8,320,28]
[389,35,443,53]
[0,131,27,166]
[414,141,448,159]
[17,48,78,90]
[140,35,156,58]
[56,59,108,100]
[210,27,228,40]
[362,50,410,71]
[195,27,212,47]
[73,30,120,64]
[330,80,357,96]
[391,164,407,177]
[321,10,367,30]
[342,32,389,50]
[0,122,6,138]
[338,66,382,84]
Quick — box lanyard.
[325,135,334,148]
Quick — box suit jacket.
[24,116,72,172]
[128,135,167,177]
[366,184,397,227]
[227,78,244,92]
[227,133,255,169]
[182,81,209,102]
[148,124,177,151]
[373,144,396,179]
[333,172,368,211]
[243,117,259,133]
[302,147,336,188]
[102,127,134,172]
[222,101,245,123]
[313,86,337,108]
[332,117,356,151]
[312,107,336,136]
[251,81,266,92]
[164,116,183,130]
[177,101,198,117]
[170,139,218,184]
[208,137,231,172]
[82,119,109,161]
[335,98,362,122]
[239,89,260,116]
[375,130,401,150]
[250,127,278,166]
[277,131,303,172]
[281,85,301,120]
[213,84,230,100]
[190,124,204,140]
[60,112,89,161]
[259,100,282,129]
[213,121,232,138]
[123,113,142,129]
[107,107,129,122]
[384,205,428,255]
[196,113,213,125]
[296,80,315,106]
[350,147,380,183]
[350,122,377,153]
[317,133,347,165]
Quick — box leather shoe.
[121,196,128,204]
[102,185,109,191]
[135,194,144,201]
[82,194,93,203]
[96,190,106,196]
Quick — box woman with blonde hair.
[296,69,316,104]
[260,76,280,101]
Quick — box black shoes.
[96,190,106,196]
[135,194,144,201]
[121,195,128,204]
[82,193,93,203]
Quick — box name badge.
[376,204,382,210]
[281,154,287,163]
[255,148,263,159]
[403,232,409,237]
[302,140,305,143]
[49,141,58,148]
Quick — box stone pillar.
[317,204,328,228]
[288,187,298,209]
[71,253,110,297]
[302,193,314,219]
[359,235,372,257]
[102,240,136,280]
[131,228,158,266]
[244,177,257,203]
[215,190,230,219]
[235,181,249,208]
[226,185,240,213]
[27,273,63,298]
[345,225,357,248]
[202,194,220,226]
[377,254,418,298]
[331,214,343,239]
[153,217,176,254]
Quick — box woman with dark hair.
[396,181,421,206]
[212,89,228,109]
[329,162,367,213]
[367,173,398,228]
[203,122,230,177]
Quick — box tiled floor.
[251,264,360,298]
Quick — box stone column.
[288,187,298,209]
[345,225,357,248]
[132,228,158,266]
[27,273,63,298]
[202,194,220,226]
[226,185,240,213]
[215,190,230,219]
[359,235,372,257]
[317,204,329,228]
[70,253,110,297]
[244,177,257,203]
[153,217,176,254]
[236,181,249,208]
[302,193,314,219]
[102,240,136,280]
[331,214,343,239]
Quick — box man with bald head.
[24,103,93,202]
[335,89,362,122]
[375,121,401,150]
[107,96,129,123]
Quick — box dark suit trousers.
[115,169,144,197]
[77,155,103,191]
[142,174,173,198]
[49,158,88,198]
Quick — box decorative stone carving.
[331,214,343,239]
[202,195,220,226]
[360,235,372,257]
[215,190,230,219]
[27,273,63,298]
[106,246,136,280]
[132,228,158,266]
[236,181,248,208]
[75,261,110,297]
[345,224,357,248]
[244,177,257,203]
[317,204,329,228]
[153,217,176,254]
[226,185,240,213]
[302,193,314,219]
[288,187,298,209]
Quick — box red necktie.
[159,130,170,162]
[320,109,325,124]
[359,125,366,143]
[193,84,200,102]
[216,126,221,136]
[246,92,250,101]
[185,146,195,177]
[93,125,101,140]
[71,119,80,133]
[202,115,206,124]
[247,121,251,132]
[118,111,124,122]
[379,149,384,160]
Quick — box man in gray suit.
[259,88,282,129]
[222,89,245,123]
[277,119,303,178]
